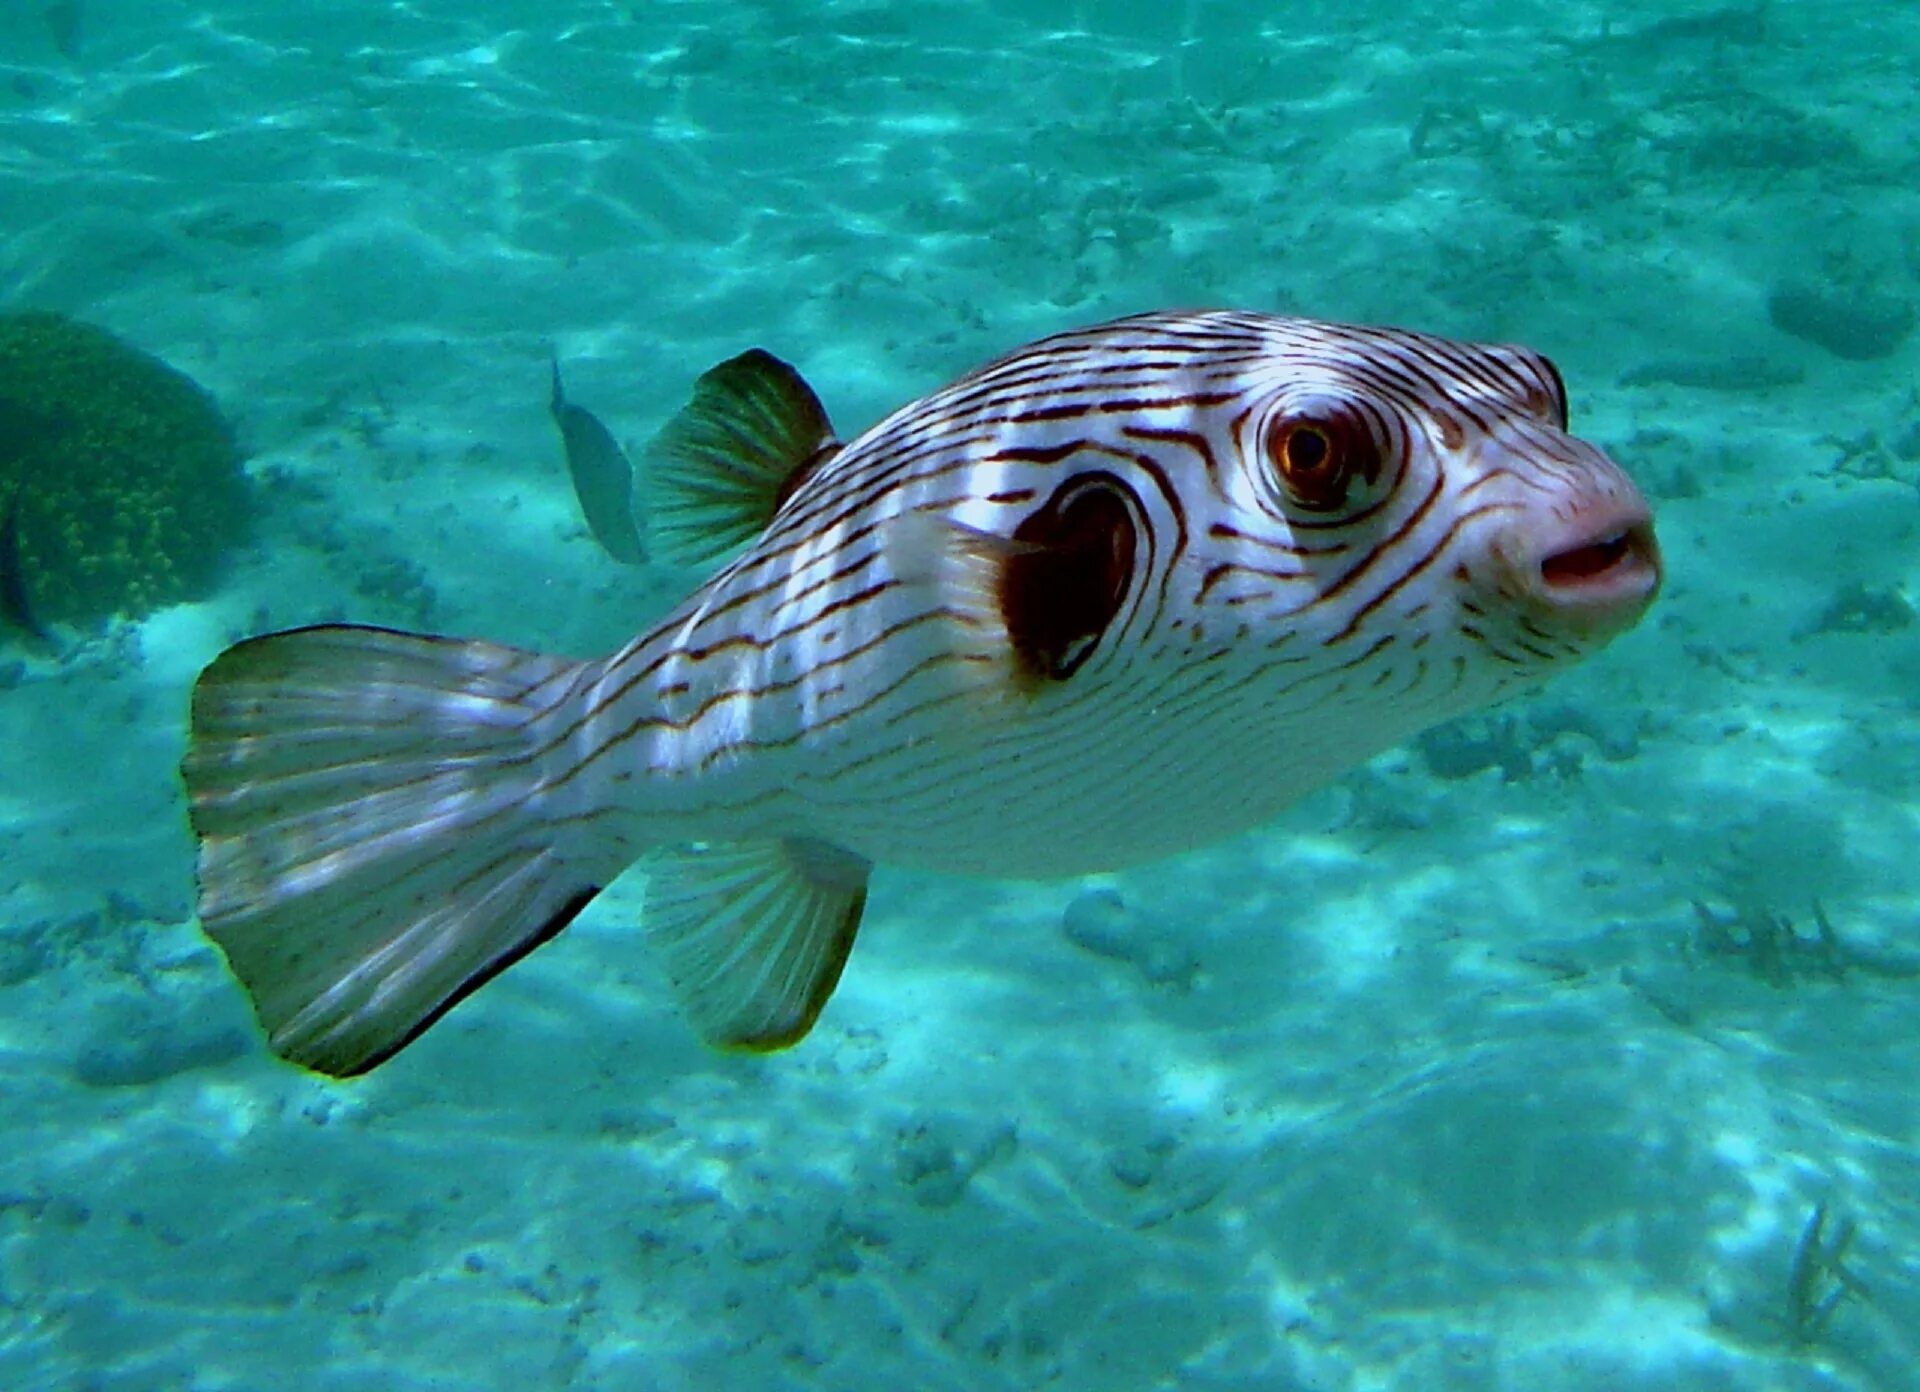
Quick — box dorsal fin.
[644,349,839,567]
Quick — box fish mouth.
[1531,509,1662,630]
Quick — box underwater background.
[3,1,1918,1388]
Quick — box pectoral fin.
[642,837,871,1050]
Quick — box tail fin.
[181,624,621,1076]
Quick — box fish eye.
[1264,411,1378,512]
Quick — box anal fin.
[642,837,871,1051]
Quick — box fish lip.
[1529,505,1663,621]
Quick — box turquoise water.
[3,1,1918,1387]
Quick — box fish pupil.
[1288,426,1330,474]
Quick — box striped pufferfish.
[182,309,1661,1077]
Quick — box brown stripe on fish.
[755,433,1003,543]
[656,602,975,739]
[570,606,1002,781]
[1307,474,1451,605]
[772,382,1224,533]
[1322,495,1509,646]
[1207,519,1354,556]
[1000,390,1243,426]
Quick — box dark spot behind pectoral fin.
[998,470,1141,685]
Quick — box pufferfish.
[181,309,1661,1077]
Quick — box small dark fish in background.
[43,0,83,61]
[550,357,647,566]
[1,487,52,645]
